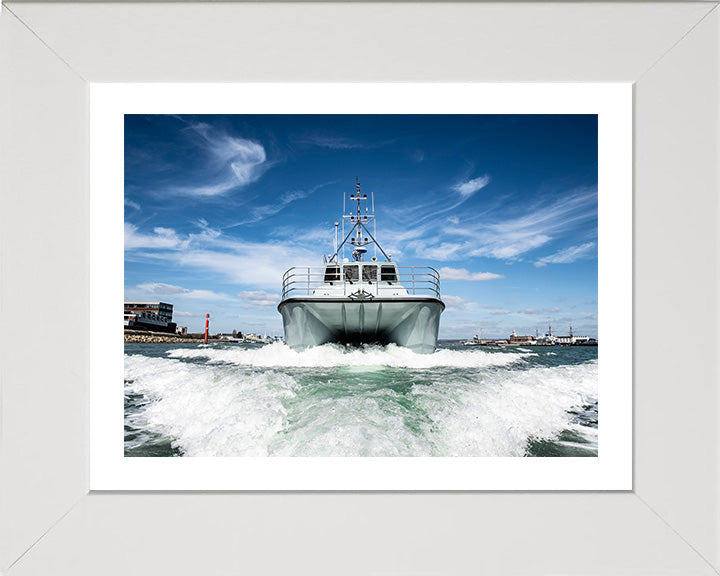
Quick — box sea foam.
[125,354,298,456]
[166,341,532,369]
[125,345,597,457]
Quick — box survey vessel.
[278,182,444,353]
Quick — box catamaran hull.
[278,298,444,354]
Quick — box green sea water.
[124,342,597,457]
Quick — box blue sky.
[125,114,598,339]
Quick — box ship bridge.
[281,262,441,301]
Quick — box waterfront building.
[124,301,176,333]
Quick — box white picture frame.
[2,2,718,574]
[90,82,631,490]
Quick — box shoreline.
[124,330,211,344]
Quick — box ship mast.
[329,180,391,263]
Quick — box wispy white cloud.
[173,181,241,198]
[174,244,317,289]
[470,234,552,260]
[135,282,233,301]
[124,198,141,211]
[443,187,596,262]
[237,290,279,308]
[126,220,320,290]
[125,223,187,250]
[174,311,202,318]
[227,141,267,186]
[194,218,222,240]
[422,242,466,261]
[383,186,596,263]
[495,195,595,249]
[480,304,512,316]
[453,175,491,198]
[271,224,337,246]
[126,220,230,252]
[516,307,561,315]
[385,176,491,230]
[413,232,552,262]
[188,121,266,169]
[237,189,314,225]
[442,295,470,311]
[167,121,269,197]
[534,242,596,267]
[439,267,503,281]
[226,182,336,228]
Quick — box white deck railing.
[281,266,441,300]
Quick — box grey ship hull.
[278,297,444,354]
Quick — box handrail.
[280,265,442,300]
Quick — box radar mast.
[329,180,391,263]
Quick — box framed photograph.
[90,83,631,490]
[2,2,718,574]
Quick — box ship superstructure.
[277,181,444,353]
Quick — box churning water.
[124,342,598,457]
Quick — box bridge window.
[362,265,377,282]
[324,266,340,282]
[380,265,397,282]
[343,265,359,282]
